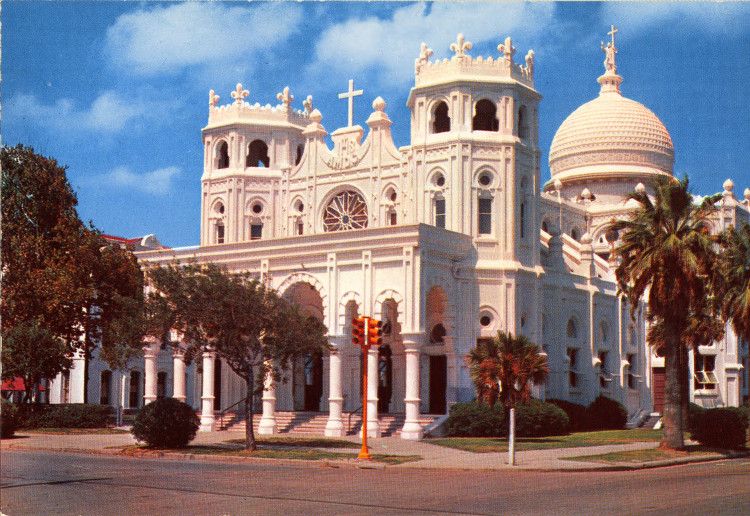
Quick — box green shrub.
[445,401,504,437]
[547,399,589,432]
[1,400,19,438]
[17,404,112,429]
[687,402,706,433]
[587,395,627,430]
[691,407,748,450]
[132,398,199,448]
[514,400,570,437]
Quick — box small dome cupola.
[547,26,674,189]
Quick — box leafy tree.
[466,338,501,407]
[715,223,750,344]
[146,263,329,450]
[1,145,144,401]
[611,176,719,449]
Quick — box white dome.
[549,88,674,182]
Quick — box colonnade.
[141,335,426,440]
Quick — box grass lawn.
[224,436,359,449]
[426,429,663,453]
[118,444,420,464]
[561,445,745,464]
[22,428,130,435]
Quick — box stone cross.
[450,33,472,58]
[337,79,363,127]
[497,36,516,64]
[601,25,618,74]
[209,89,220,107]
[276,86,294,109]
[303,95,313,115]
[608,24,618,46]
[231,83,249,105]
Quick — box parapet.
[205,83,311,130]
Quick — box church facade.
[47,29,749,438]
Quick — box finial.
[744,187,750,202]
[231,83,249,105]
[372,96,386,112]
[581,232,593,245]
[723,178,734,192]
[450,33,472,59]
[415,42,434,73]
[635,182,646,194]
[309,108,323,124]
[581,187,592,201]
[523,49,535,78]
[276,86,294,109]
[303,95,313,115]
[209,89,220,108]
[600,25,618,75]
[497,36,516,64]
[554,178,563,192]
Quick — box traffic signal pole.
[358,317,371,460]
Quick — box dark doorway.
[377,345,393,413]
[213,360,222,411]
[157,372,167,399]
[303,353,324,411]
[429,355,447,414]
[652,367,665,414]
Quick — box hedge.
[587,396,627,430]
[514,400,570,437]
[1,400,19,438]
[16,404,113,429]
[547,399,589,432]
[691,407,749,450]
[132,398,200,448]
[445,400,569,438]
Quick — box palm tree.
[611,176,718,449]
[466,338,501,407]
[716,222,750,344]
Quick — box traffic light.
[352,316,366,347]
[367,318,383,347]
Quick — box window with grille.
[478,197,492,234]
[435,198,446,229]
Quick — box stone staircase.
[218,411,437,437]
[639,413,662,429]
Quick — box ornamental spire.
[597,25,623,95]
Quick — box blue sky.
[4,1,750,247]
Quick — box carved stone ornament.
[523,50,535,78]
[450,33,472,59]
[276,86,294,108]
[497,36,516,63]
[323,190,368,232]
[303,95,314,115]
[231,83,249,105]
[326,136,362,170]
[209,89,220,107]
[415,42,434,73]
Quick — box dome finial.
[598,25,623,95]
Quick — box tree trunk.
[661,335,685,449]
[679,345,690,434]
[244,375,256,451]
[508,406,516,466]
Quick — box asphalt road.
[2,451,749,515]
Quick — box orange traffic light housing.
[368,318,383,347]
[352,316,366,347]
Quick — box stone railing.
[207,101,309,128]
[415,55,533,88]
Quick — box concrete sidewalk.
[1,430,743,471]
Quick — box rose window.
[323,190,368,232]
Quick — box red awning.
[1,377,46,391]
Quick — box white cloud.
[104,166,181,195]
[105,3,302,76]
[7,90,147,134]
[600,3,750,36]
[308,3,559,87]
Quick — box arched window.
[520,202,526,238]
[247,139,270,168]
[216,141,229,169]
[295,144,304,165]
[434,196,446,229]
[297,219,304,235]
[250,221,263,240]
[567,318,578,339]
[478,196,492,235]
[472,99,499,131]
[388,209,397,226]
[432,101,450,133]
[542,219,549,233]
[571,227,580,241]
[430,323,446,344]
[518,105,529,139]
[215,222,225,244]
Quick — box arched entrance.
[426,286,449,414]
[283,282,325,411]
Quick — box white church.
[48,28,749,439]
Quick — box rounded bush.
[1,400,19,438]
[548,399,589,432]
[132,398,199,448]
[587,395,627,430]
[514,400,570,437]
[691,407,748,450]
[445,401,504,437]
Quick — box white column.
[258,364,277,435]
[172,348,187,402]
[366,348,380,437]
[143,340,159,405]
[199,350,216,432]
[325,346,345,436]
[401,340,423,440]
[68,350,87,403]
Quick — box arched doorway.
[283,282,325,411]
[426,286,450,414]
[377,345,393,413]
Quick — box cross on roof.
[337,79,363,127]
[608,25,618,47]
